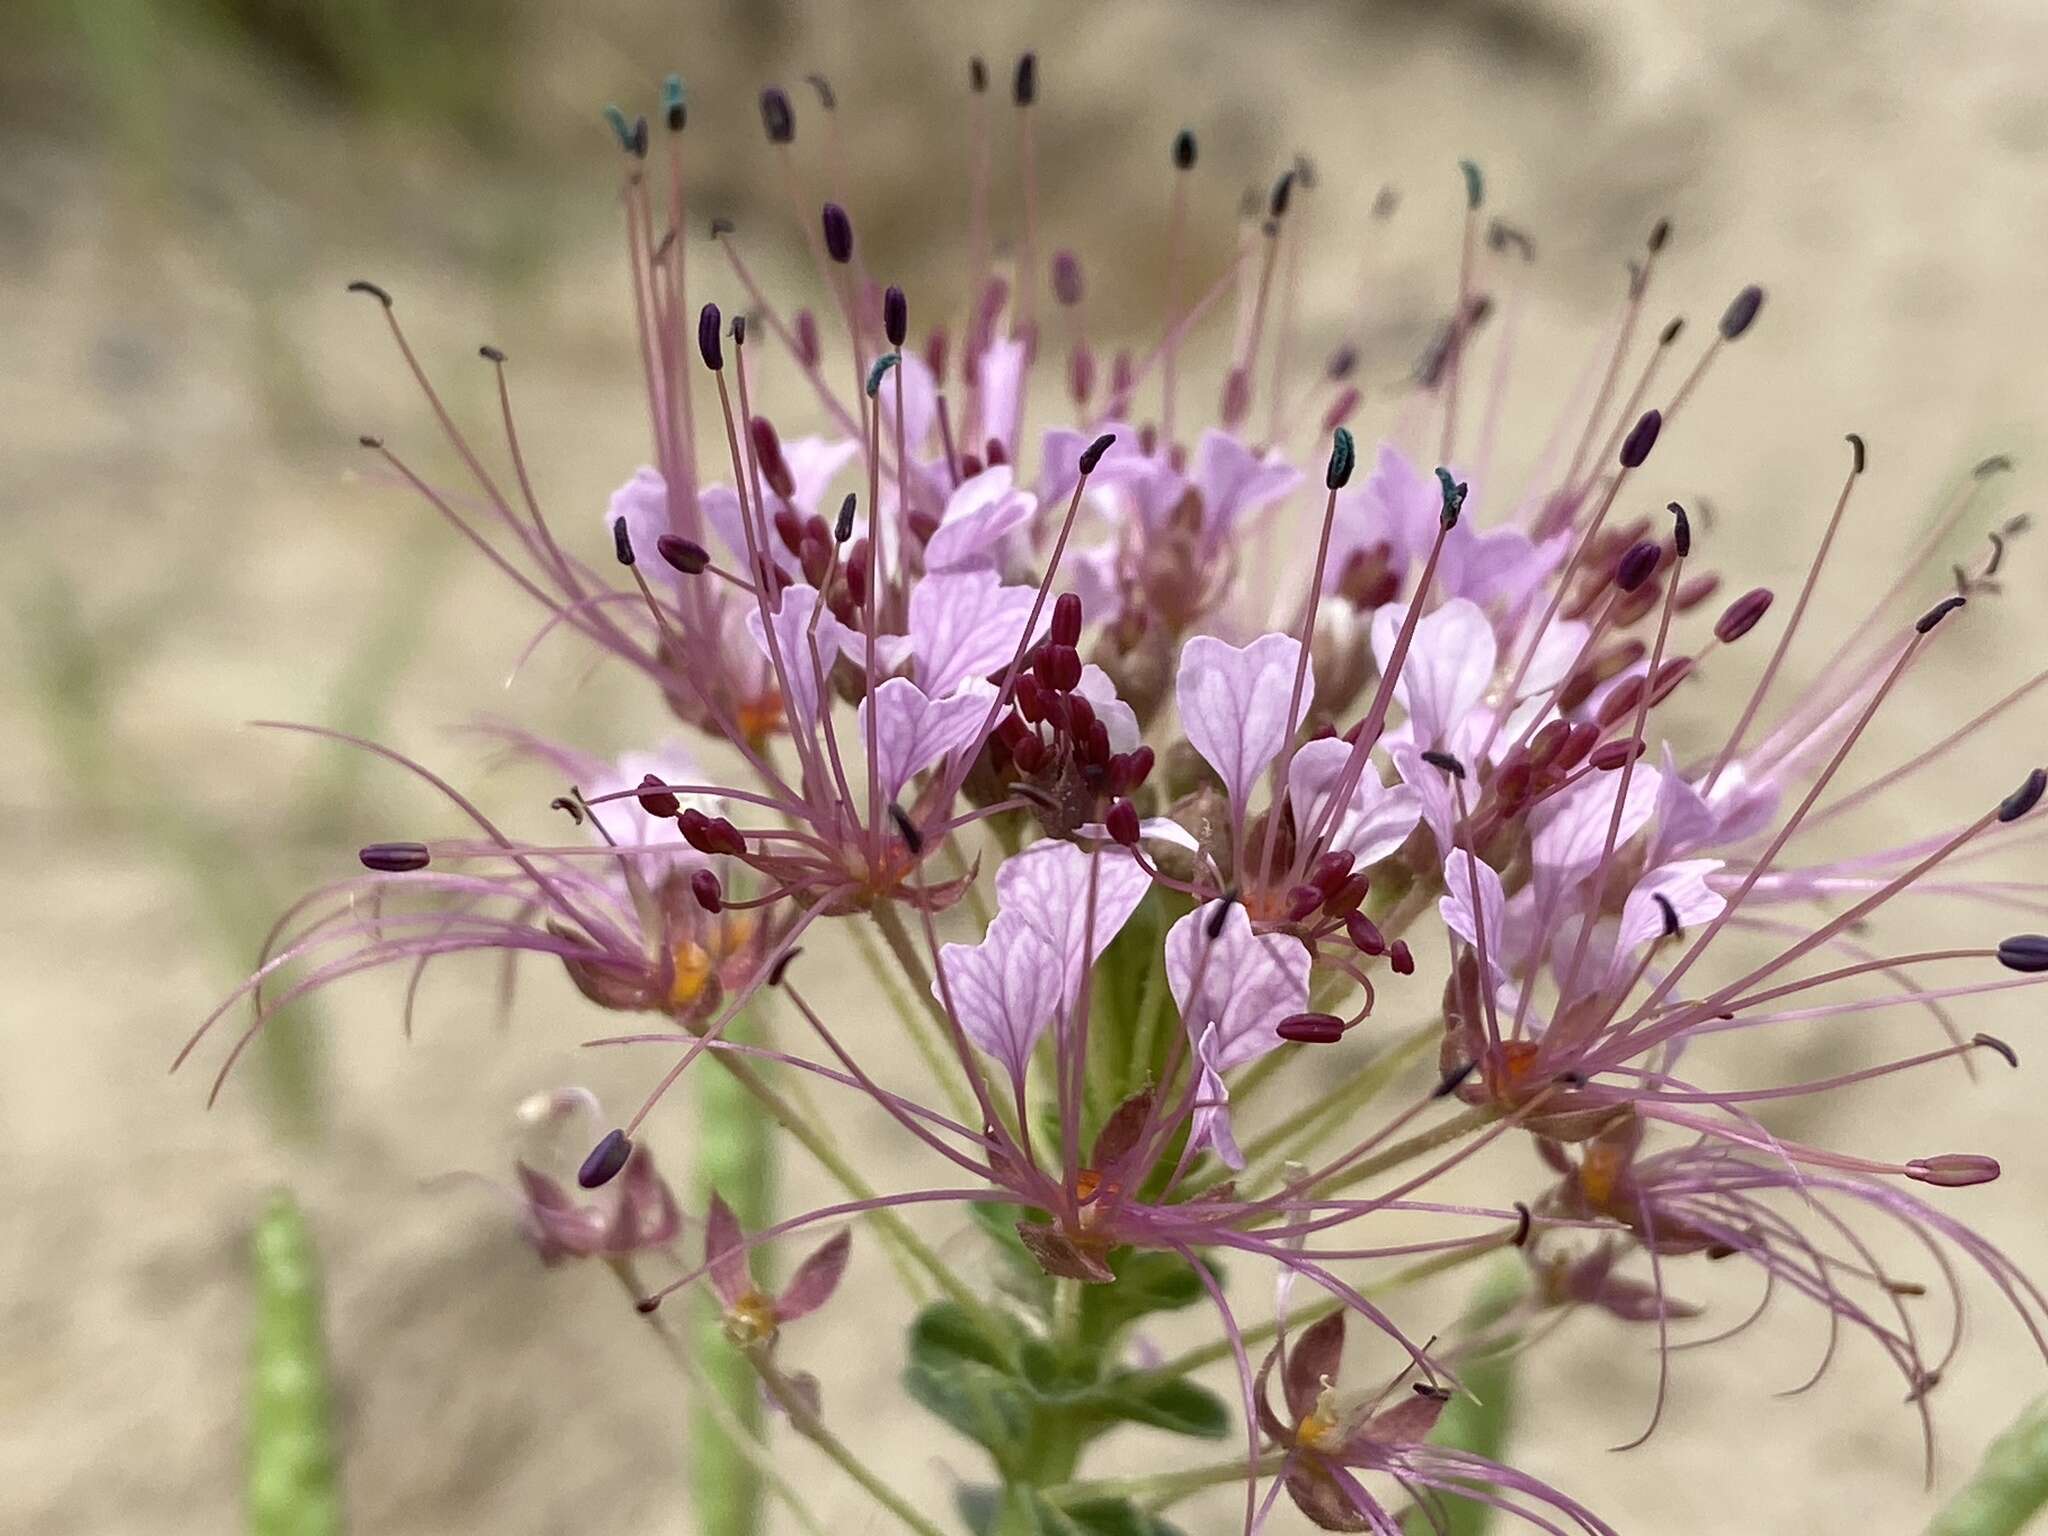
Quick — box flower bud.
[359,841,430,872]
[1904,1154,2000,1188]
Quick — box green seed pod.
[1925,1394,2048,1536]
[248,1194,344,1536]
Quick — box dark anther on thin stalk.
[760,87,795,144]
[1648,217,1672,252]
[1653,892,1682,940]
[1995,934,2048,973]
[613,516,636,566]
[1488,221,1535,261]
[1974,453,2014,479]
[709,216,735,239]
[1669,501,1691,557]
[1436,468,1468,528]
[1269,170,1296,221]
[1997,767,2047,823]
[1615,540,1661,593]
[1080,432,1118,474]
[1206,891,1239,940]
[883,285,908,347]
[1420,749,1466,780]
[821,203,854,264]
[1326,427,1357,490]
[636,776,681,819]
[357,434,384,450]
[550,796,584,825]
[969,57,988,93]
[1714,587,1774,643]
[888,804,925,855]
[1434,1059,1480,1099]
[1914,595,1966,634]
[657,535,710,575]
[627,116,649,159]
[697,303,723,370]
[806,73,835,111]
[346,279,393,307]
[1845,433,1867,475]
[1512,1201,1534,1246]
[730,313,748,346]
[835,494,857,544]
[1974,1033,2020,1069]
[1459,158,1484,209]
[866,353,899,397]
[1619,409,1662,469]
[359,841,430,872]
[1013,52,1037,107]
[663,74,685,132]
[1174,128,1197,170]
[1719,284,1765,340]
[478,344,507,363]
[768,948,803,987]
[578,1129,633,1189]
[1658,316,1685,347]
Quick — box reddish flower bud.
[1105,799,1141,846]
[690,869,723,913]
[635,774,681,818]
[1277,1012,1346,1044]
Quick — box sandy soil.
[8,1,2048,1531]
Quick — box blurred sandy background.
[8,0,2048,1531]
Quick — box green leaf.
[1078,1248,1213,1346]
[904,1302,1032,1465]
[1095,1373,1232,1440]
[980,1489,1188,1536]
[247,1193,344,1536]
[1925,1394,2048,1536]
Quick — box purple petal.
[1288,738,1422,866]
[1176,632,1315,811]
[975,335,1029,456]
[1189,1024,1246,1169]
[1529,761,1665,884]
[859,677,996,804]
[704,1192,751,1307]
[1165,902,1309,1073]
[937,915,1065,1078]
[907,569,1043,697]
[743,583,848,725]
[776,1228,851,1322]
[1284,1309,1347,1424]
[1189,428,1303,549]
[1368,598,1496,754]
[923,465,1038,571]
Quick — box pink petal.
[1176,632,1315,812]
[1368,598,1496,754]
[743,583,847,725]
[1165,902,1309,1073]
[923,465,1038,571]
[1287,738,1422,866]
[859,677,996,804]
[775,1228,851,1322]
[704,1192,751,1307]
[907,569,1043,697]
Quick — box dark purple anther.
[1051,250,1084,307]
[1589,739,1647,771]
[821,203,854,264]
[1915,595,1966,634]
[1013,52,1037,107]
[1845,432,1866,475]
[1719,284,1765,341]
[578,1129,633,1189]
[1904,1154,2000,1188]
[1309,850,1355,895]
[1615,540,1661,593]
[969,57,988,93]
[1997,768,2046,823]
[679,809,746,859]
[1389,940,1415,975]
[1105,799,1140,847]
[1173,128,1196,170]
[697,303,723,370]
[1420,749,1466,780]
[635,775,681,819]
[611,516,636,566]
[658,534,710,575]
[359,841,430,872]
[1050,593,1083,648]
[1659,316,1685,347]
[1276,1013,1345,1044]
[1996,934,2048,973]
[1345,912,1386,956]
[760,87,795,144]
[1079,432,1117,474]
[1284,884,1325,922]
[1619,409,1662,469]
[690,869,723,914]
[1205,893,1237,940]
[1714,586,1773,643]
[835,493,857,544]
[1668,500,1691,557]
[883,285,907,346]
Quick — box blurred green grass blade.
[1404,1257,1528,1536]
[248,1194,344,1536]
[693,1010,775,1536]
[1925,1395,2048,1536]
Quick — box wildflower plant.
[188,48,2048,1536]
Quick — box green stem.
[745,1342,955,1536]
[1926,1394,2048,1536]
[693,1011,773,1536]
[1042,1452,1290,1509]
[1309,1103,1501,1199]
[609,1260,828,1536]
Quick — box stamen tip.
[578,1128,633,1189]
[1996,767,2046,823]
[345,279,393,307]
